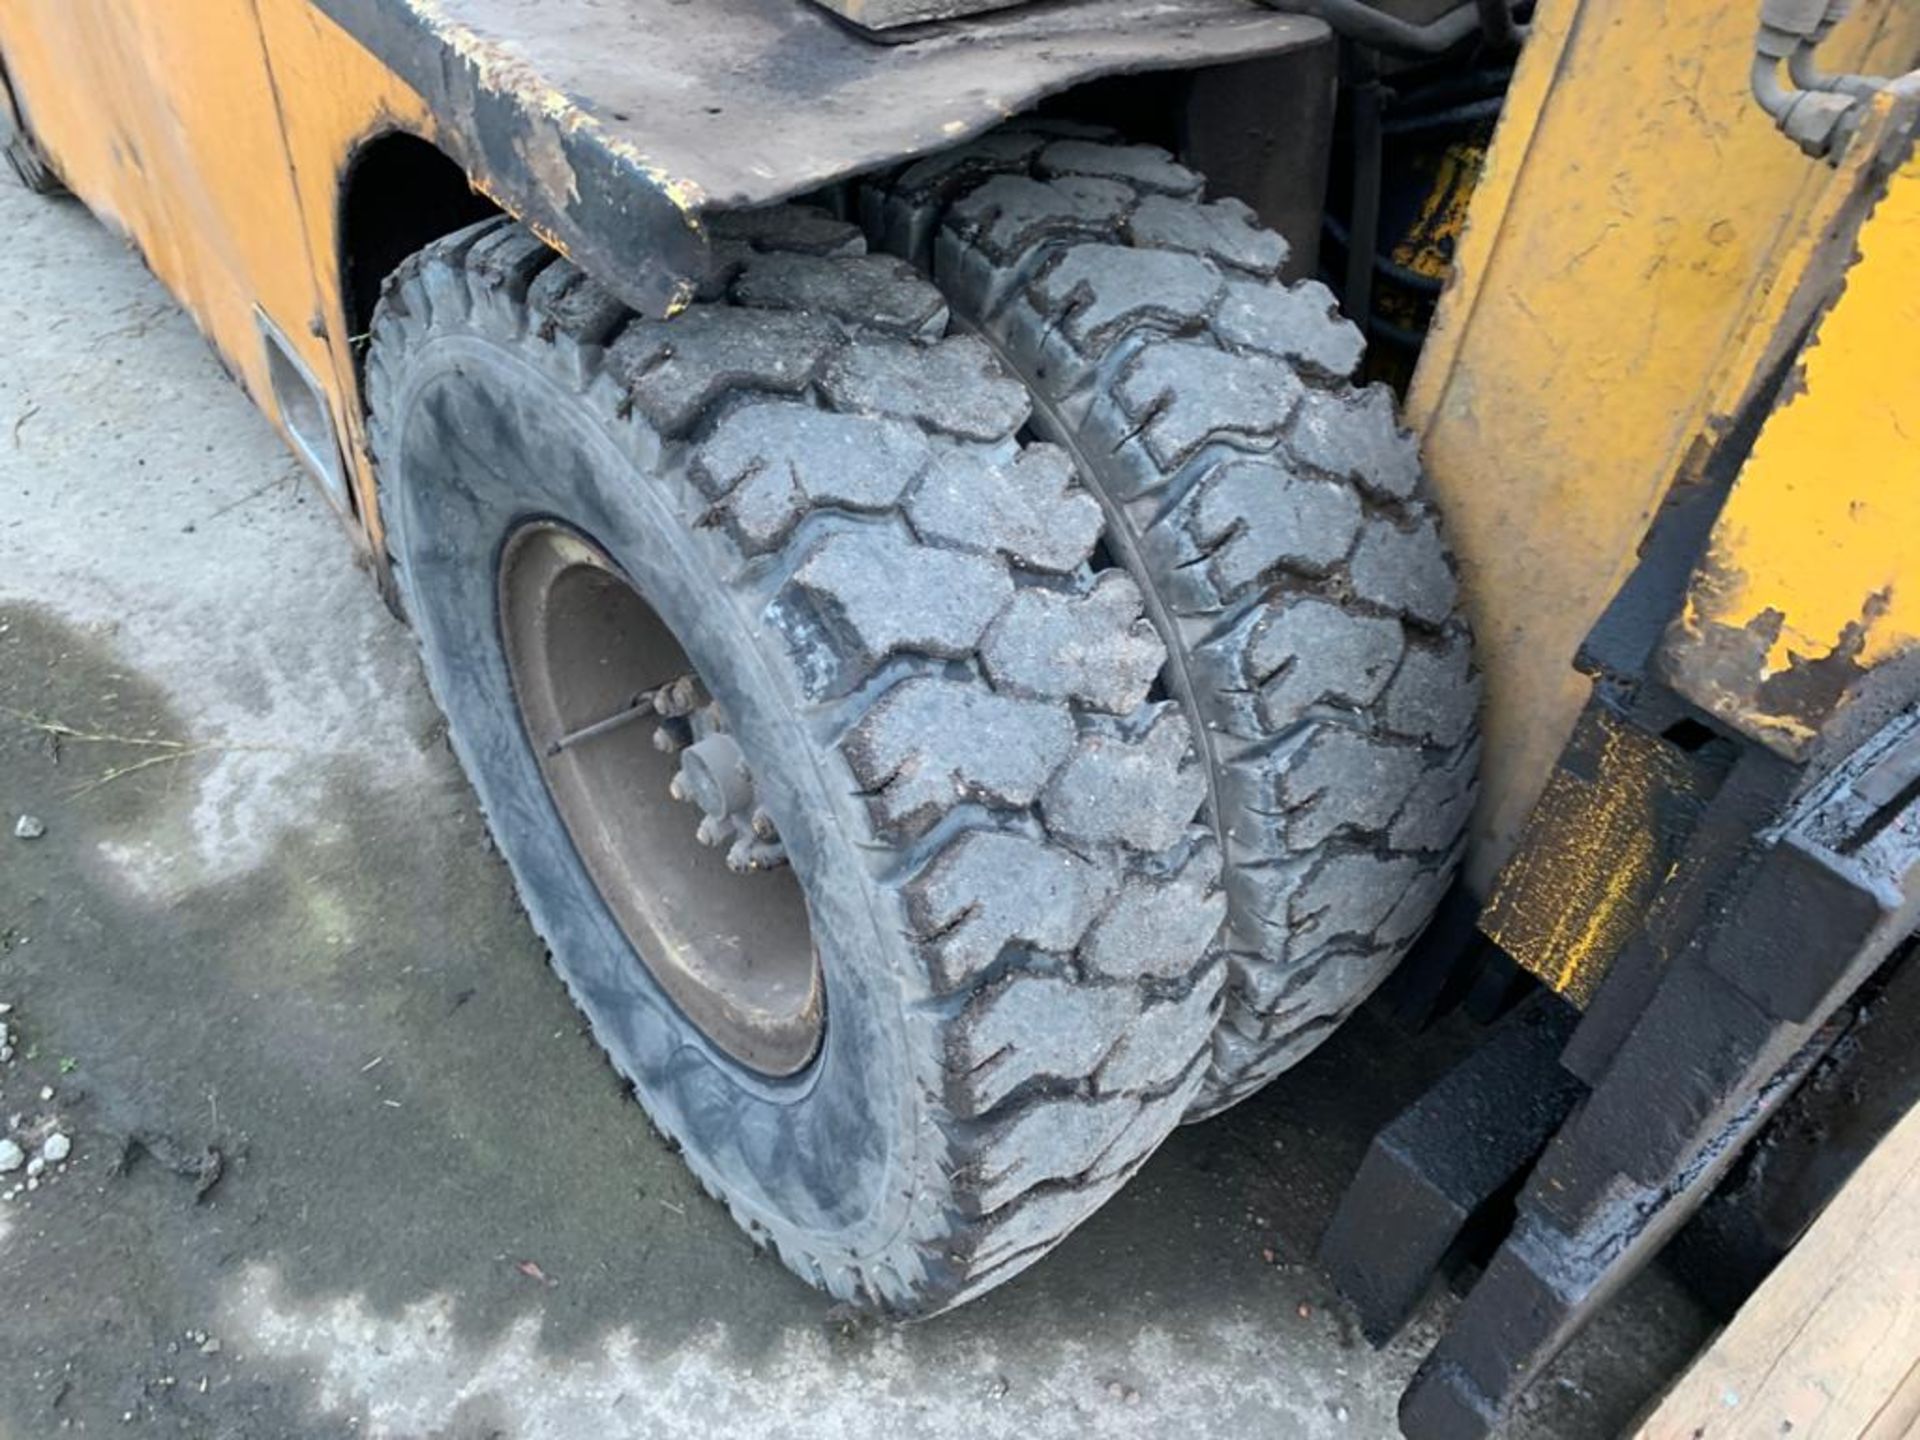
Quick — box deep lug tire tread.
[366,209,1225,1312]
[865,132,1481,1118]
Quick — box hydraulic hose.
[1751,51,1797,120]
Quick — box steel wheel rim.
[497,521,825,1076]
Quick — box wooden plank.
[1637,1101,1920,1440]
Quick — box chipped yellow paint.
[524,217,573,259]
[600,137,709,218]
[403,0,707,218]
[1481,710,1696,1005]
[1665,132,1920,753]
[1406,0,1920,893]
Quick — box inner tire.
[866,127,1482,1119]
[367,214,1227,1312]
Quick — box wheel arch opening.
[337,129,499,371]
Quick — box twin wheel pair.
[370,126,1480,1314]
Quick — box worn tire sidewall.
[377,325,925,1267]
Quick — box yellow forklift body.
[0,0,429,541]
[1467,94,1920,1004]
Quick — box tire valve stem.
[545,691,660,758]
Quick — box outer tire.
[866,129,1481,1119]
[366,214,1226,1312]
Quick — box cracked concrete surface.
[0,173,1708,1439]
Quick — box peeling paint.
[1666,148,1920,757]
[403,0,706,218]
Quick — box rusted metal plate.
[308,0,1324,315]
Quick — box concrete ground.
[0,172,1711,1440]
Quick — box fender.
[309,0,1325,315]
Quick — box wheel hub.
[496,522,821,1076]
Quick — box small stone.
[0,1138,22,1173]
[41,1132,69,1163]
[198,1337,220,1355]
[38,1086,51,1102]
[0,1002,12,1013]
[24,1155,43,1178]
[25,1175,37,1191]
[13,815,45,840]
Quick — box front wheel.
[366,214,1228,1312]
